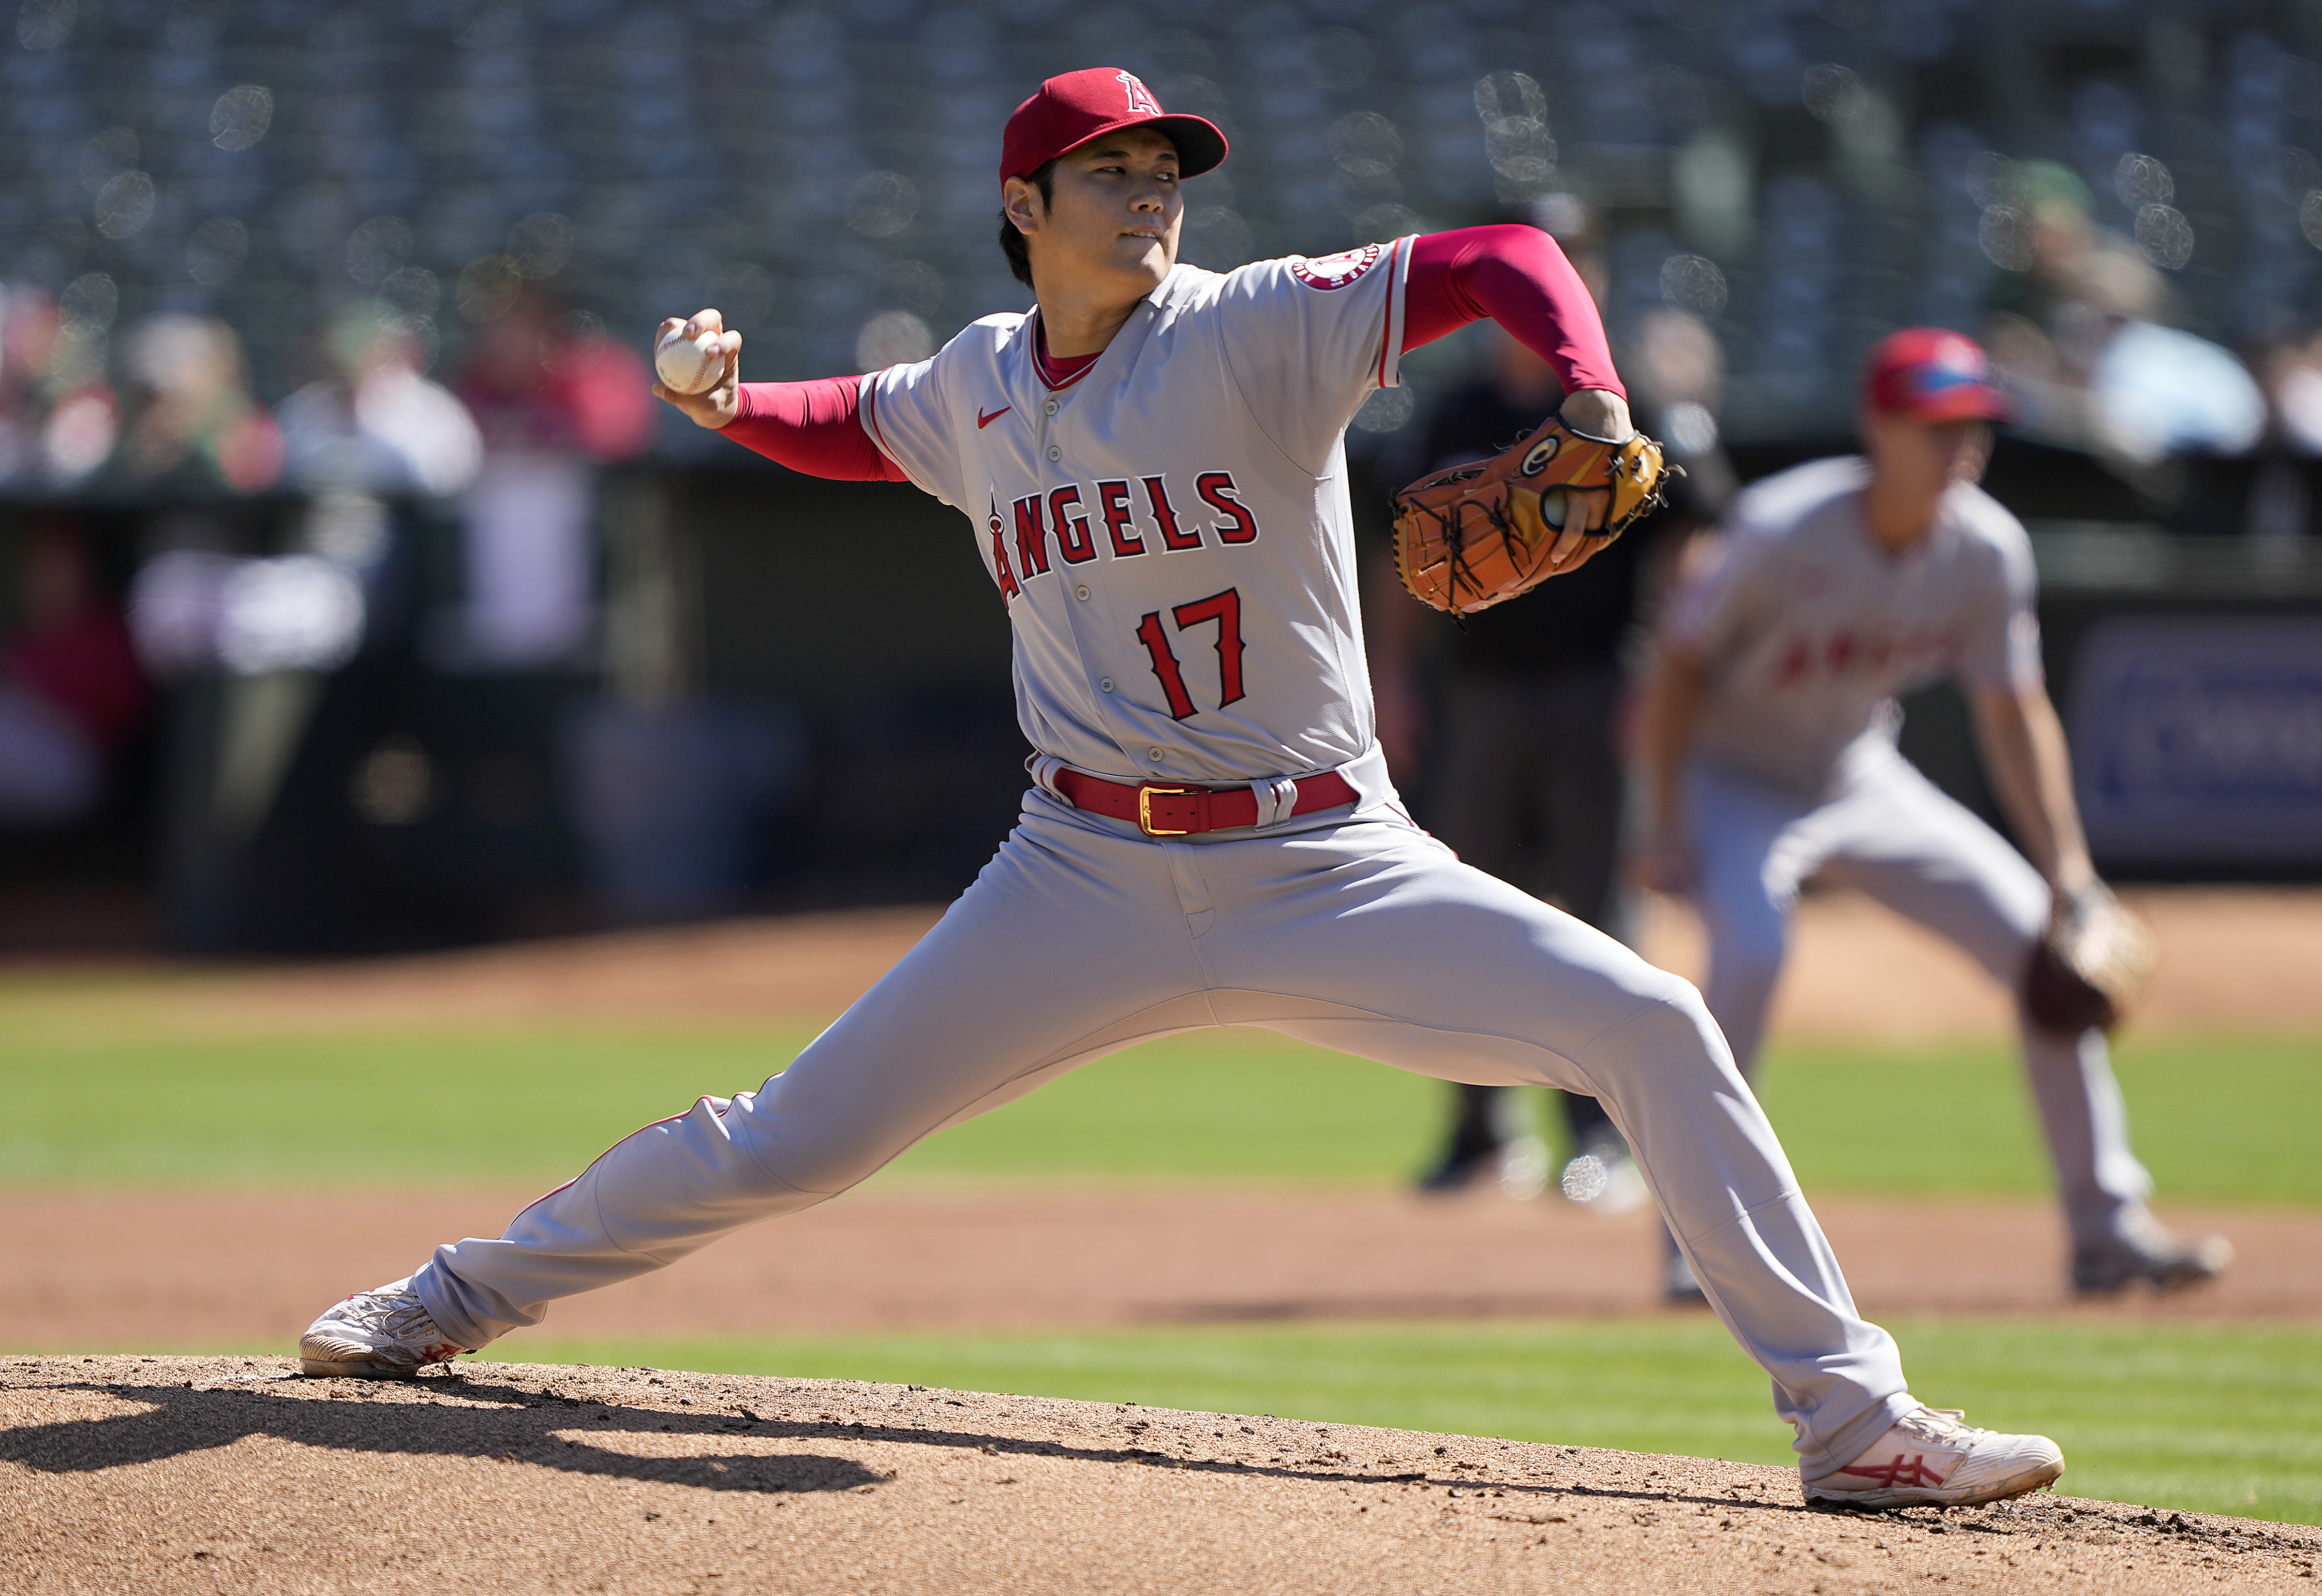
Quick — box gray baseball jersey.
[1663,456,2043,797]
[863,242,1413,796]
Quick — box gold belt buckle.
[1137,785,1198,836]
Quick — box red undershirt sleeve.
[722,377,908,482]
[1400,225,1625,399]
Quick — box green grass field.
[2,978,2316,1201]
[497,1318,2322,1525]
[5,975,2318,1524]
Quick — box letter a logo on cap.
[1001,68,1229,184]
[1116,71,1161,115]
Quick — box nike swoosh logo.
[978,406,1011,429]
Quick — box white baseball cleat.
[298,1278,471,1378]
[1803,1405,2064,1509]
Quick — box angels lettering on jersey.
[981,469,1261,602]
[860,241,1412,781]
[1766,622,1971,690]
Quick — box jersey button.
[1044,398,1059,415]
[1146,745,1165,762]
[1099,677,1115,693]
[1074,584,1091,601]
[1046,444,1061,461]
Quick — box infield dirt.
[4,1356,2316,1595]
[6,1187,2318,1353]
[141,884,2322,1039]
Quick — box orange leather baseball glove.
[1392,415,1675,615]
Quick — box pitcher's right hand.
[652,310,743,429]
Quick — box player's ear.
[1002,176,1043,236]
[1954,422,1994,484]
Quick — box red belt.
[1052,768,1360,837]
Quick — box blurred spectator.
[2265,329,2322,458]
[1983,163,2122,337]
[99,314,282,500]
[277,305,481,499]
[1630,305,1741,513]
[0,519,147,825]
[2241,329,2322,543]
[0,286,118,492]
[2091,318,2266,464]
[1980,163,2149,451]
[1981,163,2262,467]
[453,287,654,668]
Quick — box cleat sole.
[1806,1457,2064,1510]
[298,1356,420,1378]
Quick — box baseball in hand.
[655,325,726,395]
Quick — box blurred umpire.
[1371,197,1736,1265]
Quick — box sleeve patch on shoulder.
[1290,243,1384,290]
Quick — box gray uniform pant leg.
[1686,752,2152,1250]
[1190,820,1911,1479]
[1808,752,2153,1247]
[414,810,1213,1351]
[1683,760,1813,1076]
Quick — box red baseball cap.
[1863,327,2010,422]
[999,68,1228,185]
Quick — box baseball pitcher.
[302,71,2067,1510]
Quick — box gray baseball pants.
[1685,744,2154,1250]
[413,787,1916,1479]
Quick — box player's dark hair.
[998,158,1059,289]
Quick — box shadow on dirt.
[11,1366,2299,1563]
[0,1376,884,1495]
[0,1367,1796,1515]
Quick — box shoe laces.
[344,1289,440,1345]
[1893,1407,1974,1447]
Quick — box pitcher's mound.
[2,1356,2310,1593]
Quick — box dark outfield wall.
[6,445,2320,958]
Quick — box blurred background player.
[1375,196,1735,1221]
[1632,327,2231,1297]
